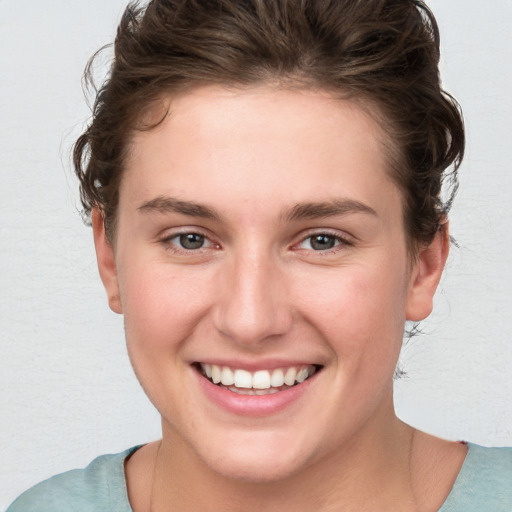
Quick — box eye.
[306,234,339,250]
[177,233,206,250]
[161,231,218,252]
[297,232,350,252]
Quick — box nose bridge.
[213,243,291,345]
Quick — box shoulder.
[465,443,512,474]
[462,444,512,489]
[6,447,140,512]
[440,444,512,512]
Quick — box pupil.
[311,235,335,250]
[180,233,204,250]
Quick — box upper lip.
[193,358,325,371]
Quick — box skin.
[93,85,467,511]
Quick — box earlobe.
[92,209,123,314]
[405,224,450,322]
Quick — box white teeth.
[227,386,283,395]
[200,364,317,391]
[234,369,253,389]
[220,366,234,386]
[296,367,309,383]
[252,370,271,389]
[284,367,297,386]
[211,364,221,384]
[270,368,285,387]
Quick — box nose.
[212,250,293,347]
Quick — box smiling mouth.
[196,363,321,395]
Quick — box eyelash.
[159,230,219,254]
[159,229,353,255]
[294,231,353,255]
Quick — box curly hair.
[74,0,464,252]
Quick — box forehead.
[121,85,400,221]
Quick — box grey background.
[1,0,511,508]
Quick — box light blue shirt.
[7,444,512,511]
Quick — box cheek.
[298,262,409,364]
[118,260,214,353]
[117,262,214,416]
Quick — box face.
[94,85,445,482]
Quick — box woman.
[7,0,511,510]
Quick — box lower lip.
[195,368,318,417]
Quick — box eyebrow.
[138,196,222,221]
[282,199,377,222]
[138,195,377,223]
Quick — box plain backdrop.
[1,0,511,508]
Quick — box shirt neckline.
[117,442,475,511]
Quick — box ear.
[405,224,450,321]
[92,209,123,314]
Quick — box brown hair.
[74,0,464,249]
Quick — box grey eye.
[179,233,205,250]
[309,234,337,250]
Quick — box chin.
[206,453,307,484]
[195,430,316,483]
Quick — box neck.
[150,407,419,512]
